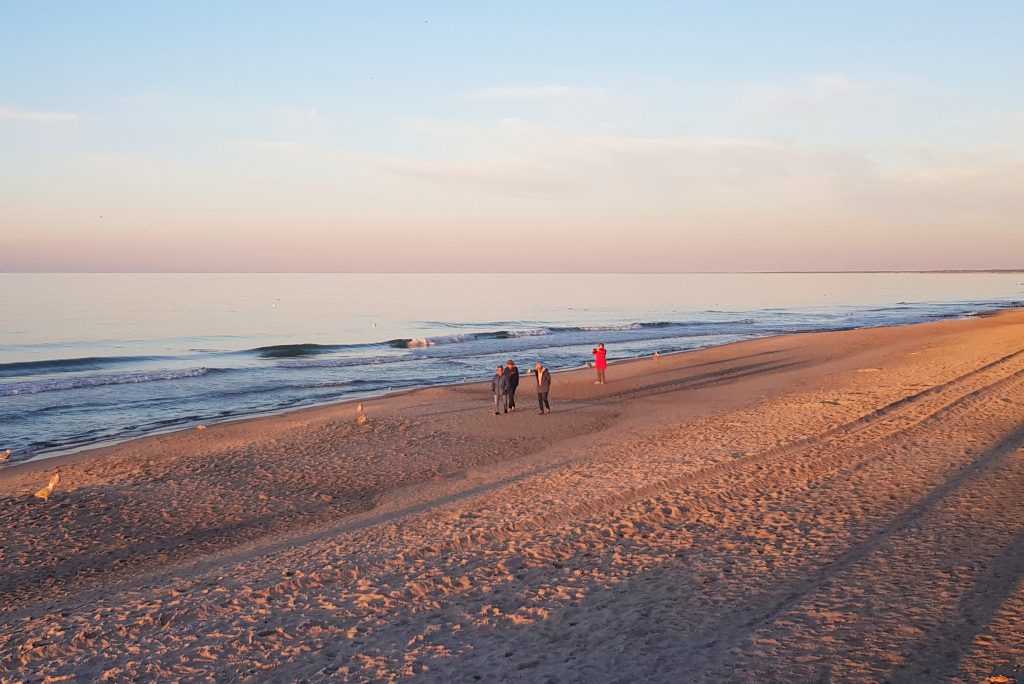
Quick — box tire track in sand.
[451,346,1024,544]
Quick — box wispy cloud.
[235,139,326,154]
[0,105,79,125]
[378,156,567,193]
[745,73,863,112]
[236,124,845,197]
[463,85,608,101]
[233,138,371,162]
[266,106,321,126]
[233,120,1024,226]
[233,136,567,193]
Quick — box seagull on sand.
[34,473,60,502]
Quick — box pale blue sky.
[2,2,1022,271]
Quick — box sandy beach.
[2,309,1024,683]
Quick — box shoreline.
[0,332,745,471]
[4,269,1023,274]
[4,307,1017,474]
[3,309,1024,681]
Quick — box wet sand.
[2,310,1024,683]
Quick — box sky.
[1,1,1022,272]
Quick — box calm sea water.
[1,273,1022,462]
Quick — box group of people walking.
[490,343,606,416]
[490,360,551,414]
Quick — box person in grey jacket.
[491,365,509,414]
[535,362,552,414]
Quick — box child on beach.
[592,342,607,384]
[491,366,509,414]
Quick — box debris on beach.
[196,425,207,431]
[34,473,60,501]
[0,449,11,463]
[357,405,368,426]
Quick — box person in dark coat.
[505,359,520,411]
[535,362,551,414]
[491,366,509,414]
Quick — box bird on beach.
[34,473,60,502]
[0,449,11,463]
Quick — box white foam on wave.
[2,367,211,395]
[577,323,643,332]
[407,333,479,347]
[405,337,433,348]
[505,328,550,337]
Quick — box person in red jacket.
[592,342,607,384]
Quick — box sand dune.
[2,310,1024,682]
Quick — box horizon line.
[2,269,1023,275]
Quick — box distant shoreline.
[3,272,1020,468]
[5,304,1021,471]
[2,270,1023,275]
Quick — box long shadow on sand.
[399,414,1024,681]
[886,439,1024,682]
[603,358,806,401]
[658,420,1024,680]
[0,484,377,610]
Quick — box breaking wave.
[250,343,349,358]
[0,355,170,378]
[1,367,221,396]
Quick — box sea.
[2,273,1022,463]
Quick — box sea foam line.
[2,368,215,395]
